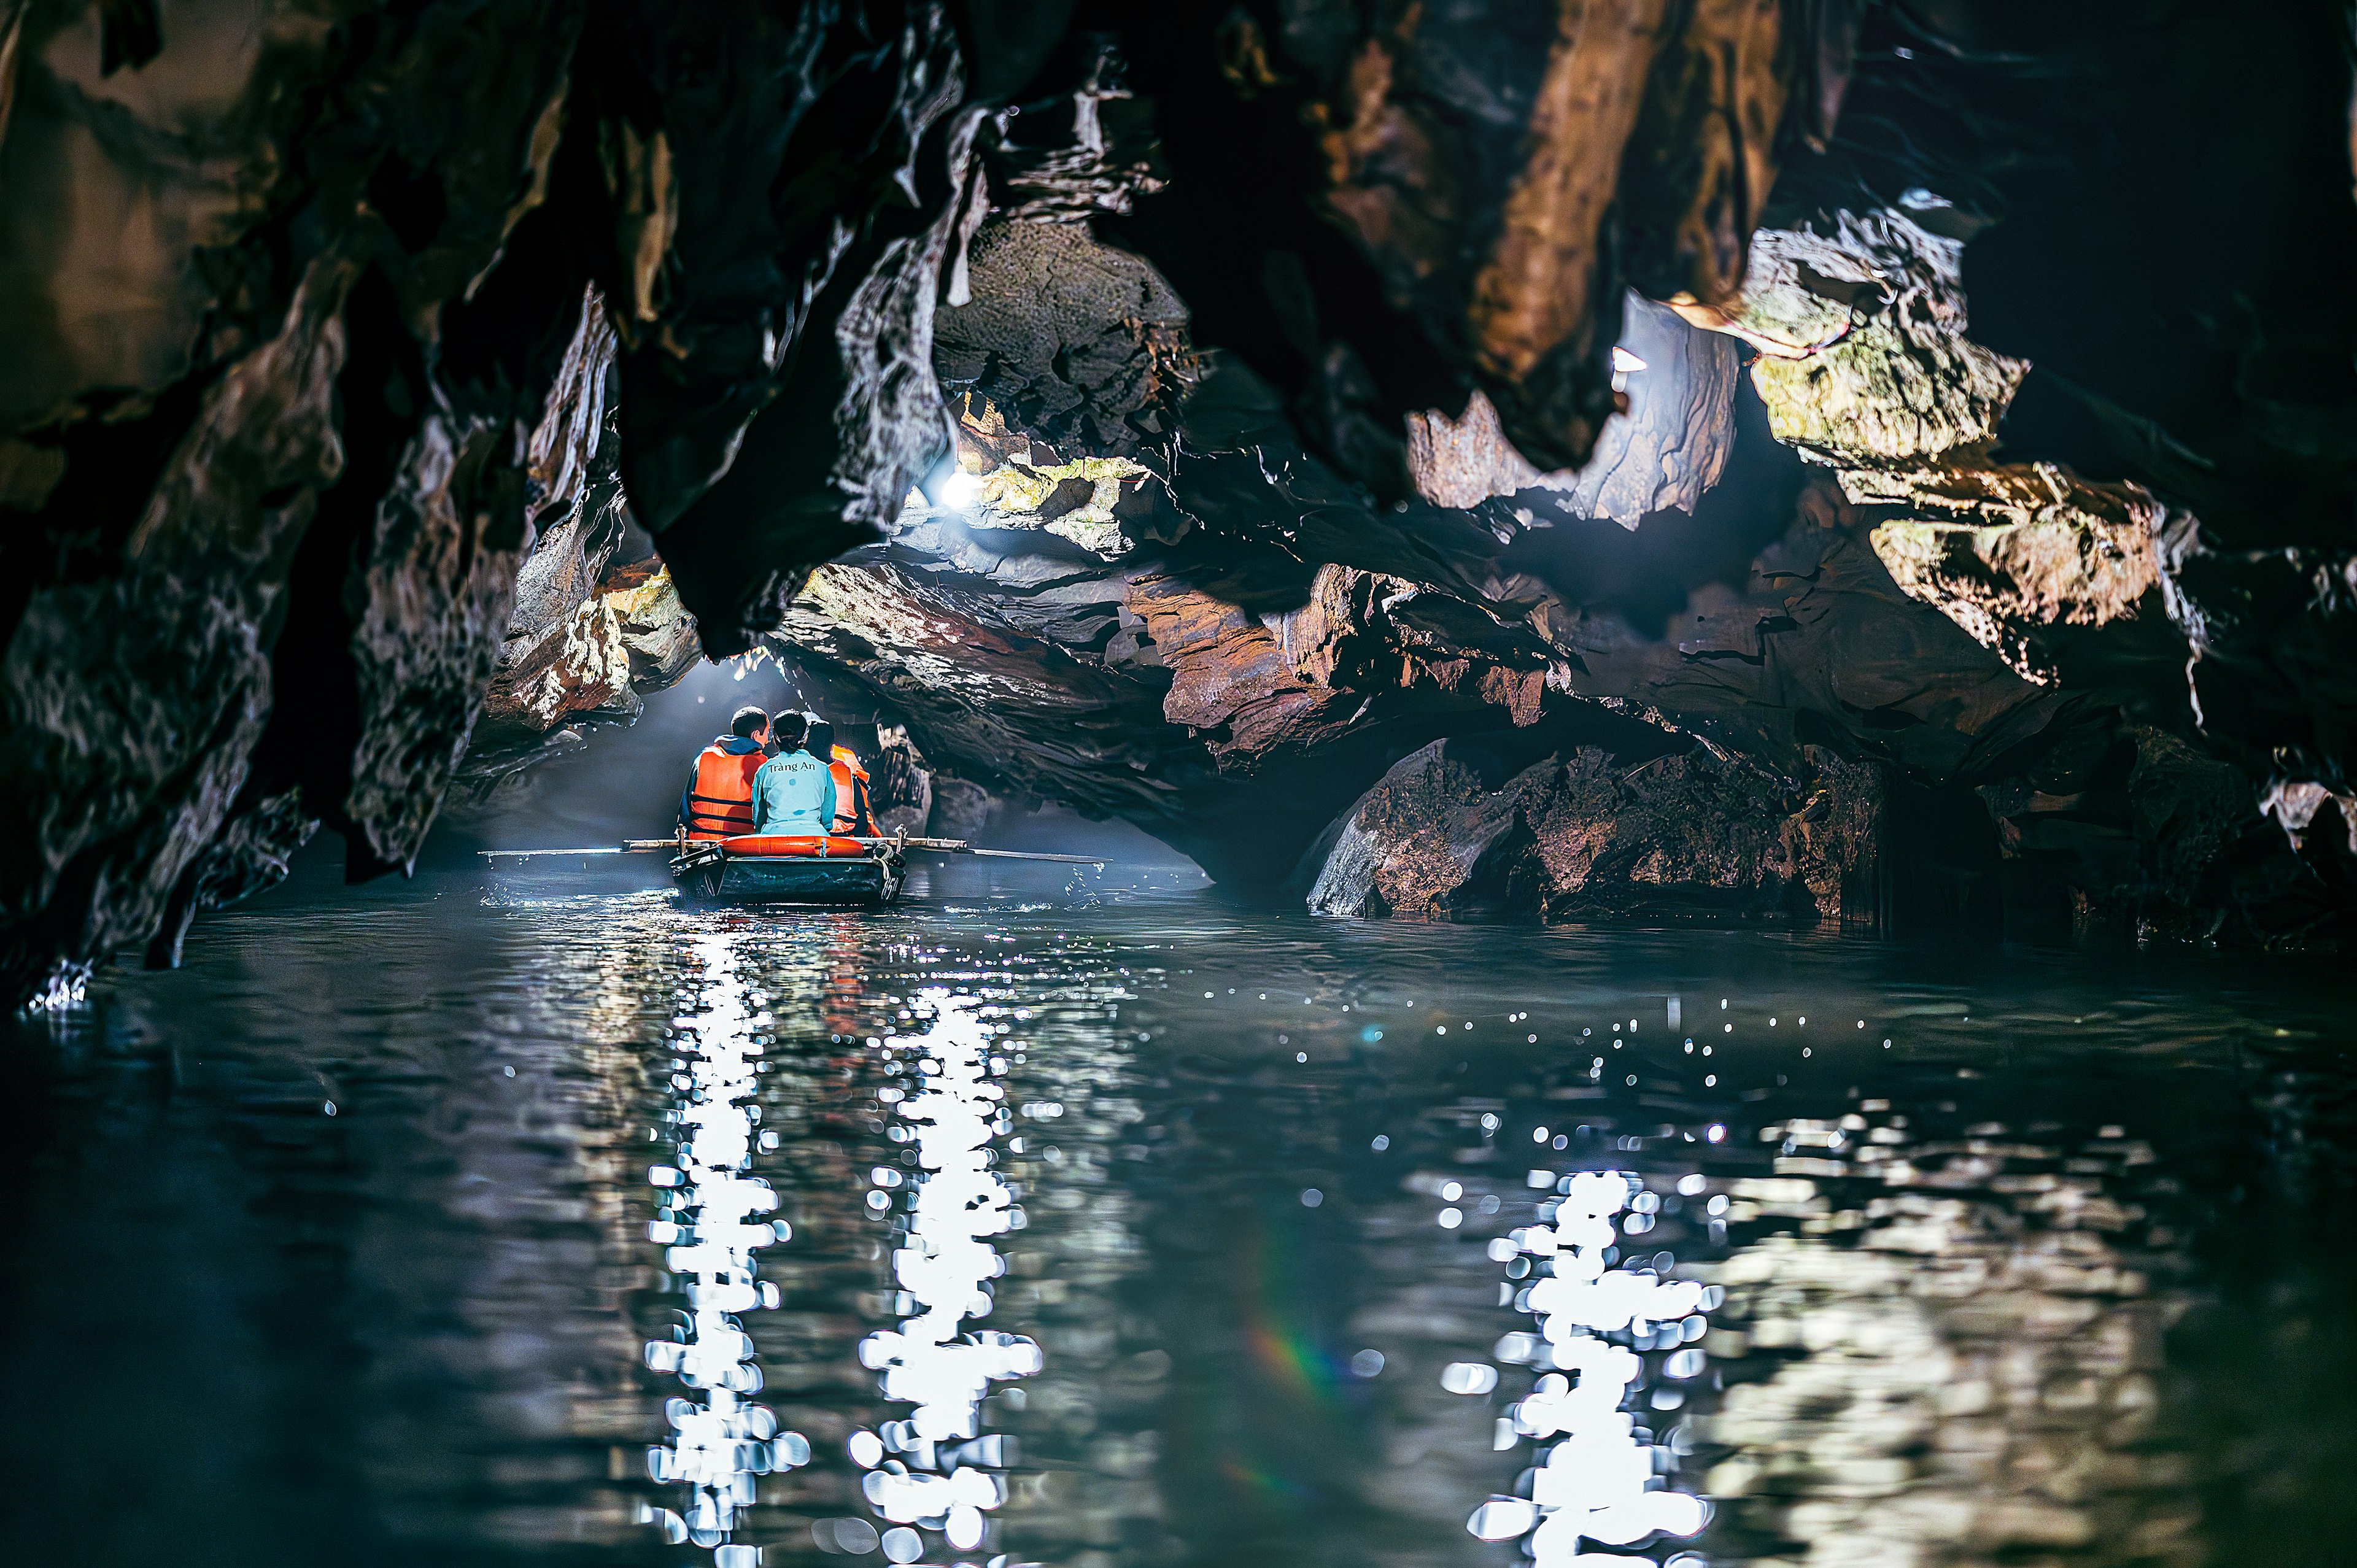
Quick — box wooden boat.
[481,832,1100,908]
[671,834,904,906]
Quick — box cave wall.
[3,0,2356,1002]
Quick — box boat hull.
[670,843,904,906]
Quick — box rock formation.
[3,1,2356,1001]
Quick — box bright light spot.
[1707,1124,1725,1142]
[1534,1126,1550,1143]
[1442,1362,1500,1395]
[937,469,981,507]
[1612,346,1648,373]
[1441,1181,1464,1201]
[1351,1348,1385,1377]
[1301,1188,1323,1207]
[1438,1207,1463,1229]
[1372,1134,1391,1151]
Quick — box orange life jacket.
[830,746,873,836]
[684,742,764,839]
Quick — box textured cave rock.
[1867,464,2180,687]
[1302,737,1881,926]
[0,0,590,1000]
[611,1,988,655]
[1403,294,1743,526]
[980,31,1164,223]
[9,0,2357,1003]
[1724,207,2028,469]
[767,304,2076,892]
[0,0,1083,1001]
[1109,0,1860,489]
[932,218,1194,459]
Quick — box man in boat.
[805,719,877,836]
[680,706,771,839]
[751,711,837,835]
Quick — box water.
[5,862,2354,1568]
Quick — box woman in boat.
[751,713,836,834]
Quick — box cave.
[4,4,2356,1566]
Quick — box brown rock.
[1305,738,1880,924]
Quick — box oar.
[850,836,1103,865]
[478,844,670,860]
[479,839,1104,865]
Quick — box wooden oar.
[481,838,1104,865]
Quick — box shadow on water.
[2,868,2353,1567]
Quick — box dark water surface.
[6,864,2355,1568]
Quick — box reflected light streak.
[853,989,1039,1558]
[638,933,810,1562]
[1470,1170,1714,1561]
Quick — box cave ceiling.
[2,0,2355,1003]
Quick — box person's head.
[730,705,769,744]
[770,711,808,752]
[805,719,835,760]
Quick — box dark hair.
[770,711,808,748]
[805,719,836,759]
[730,705,770,740]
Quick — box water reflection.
[1444,1086,2196,1568]
[23,892,2357,1568]
[640,933,809,1562]
[850,990,1039,1561]
[1469,1170,1713,1559]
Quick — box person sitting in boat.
[751,711,837,835]
[805,719,877,836]
[680,706,771,839]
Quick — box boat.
[480,831,1102,908]
[671,834,904,906]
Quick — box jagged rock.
[981,35,1166,223]
[469,562,699,778]
[507,290,625,649]
[144,789,319,971]
[1304,738,1880,925]
[7,0,2356,991]
[1403,295,1742,525]
[2161,540,2357,808]
[614,3,986,654]
[928,776,997,842]
[976,455,1189,559]
[1112,0,1859,486]
[344,406,533,871]
[869,728,935,836]
[1725,208,2028,468]
[603,563,700,689]
[1867,464,2171,684]
[482,592,638,738]
[0,259,353,1002]
[933,218,1195,458]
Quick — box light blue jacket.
[751,749,837,833]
